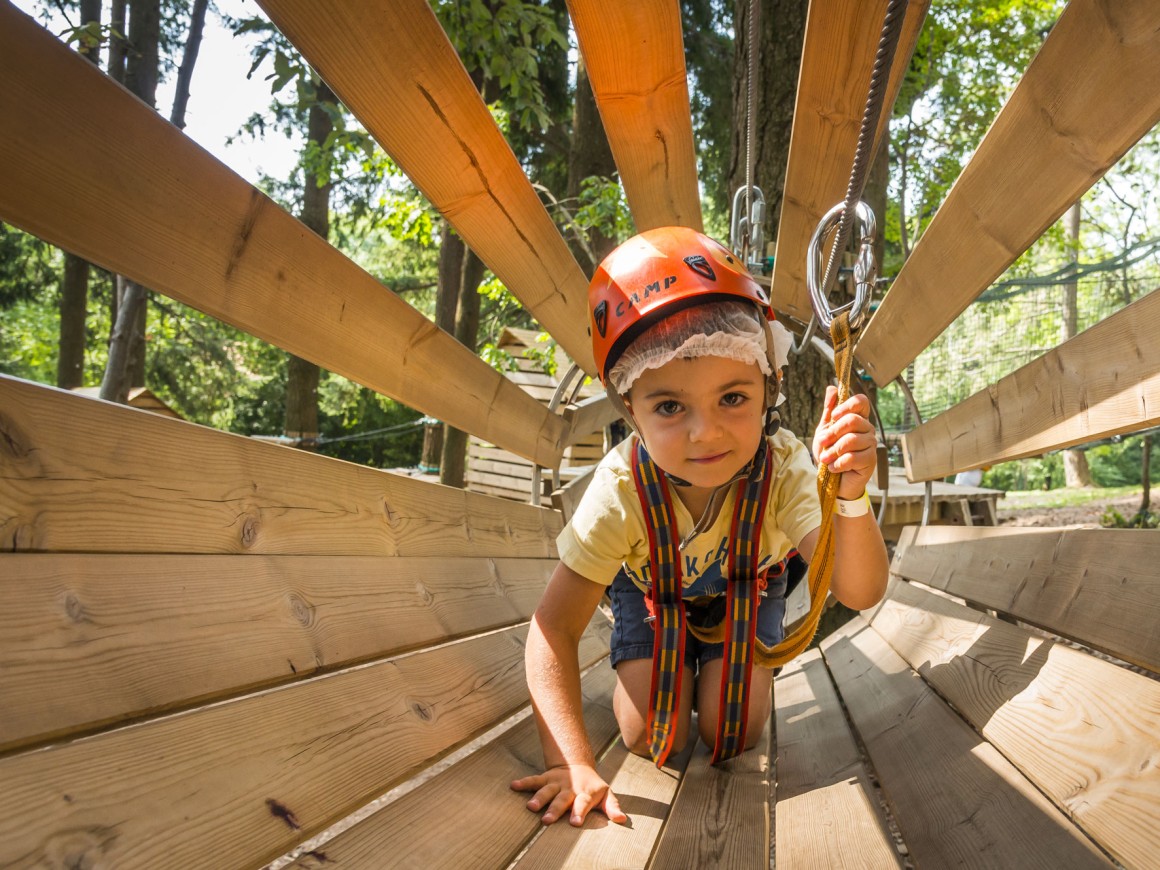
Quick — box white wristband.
[835,490,872,518]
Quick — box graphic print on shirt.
[623,534,781,598]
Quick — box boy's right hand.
[511,763,628,826]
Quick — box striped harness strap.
[631,439,774,766]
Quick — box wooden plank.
[0,376,562,555]
[869,578,1160,869]
[891,525,1160,673]
[858,0,1160,385]
[0,6,565,467]
[564,393,619,446]
[0,618,611,870]
[253,0,594,375]
[774,650,901,869]
[567,0,702,231]
[649,716,772,867]
[821,617,1111,869]
[770,0,926,321]
[901,289,1160,480]
[516,739,694,869]
[0,553,551,752]
[288,665,620,869]
[552,465,596,524]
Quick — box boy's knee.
[621,722,688,759]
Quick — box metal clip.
[730,185,765,270]
[806,200,877,332]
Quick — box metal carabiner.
[806,200,877,332]
[730,184,765,269]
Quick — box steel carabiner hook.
[806,200,877,332]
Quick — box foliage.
[0,224,57,308]
[1100,507,1159,529]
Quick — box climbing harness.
[632,438,774,765]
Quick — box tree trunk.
[566,54,618,274]
[100,0,160,402]
[1141,434,1152,516]
[107,0,128,84]
[729,0,818,438]
[284,81,335,451]
[169,0,209,131]
[440,248,487,488]
[419,222,467,471]
[1061,200,1093,487]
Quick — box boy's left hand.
[813,385,877,501]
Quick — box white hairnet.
[608,300,793,397]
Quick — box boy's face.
[624,355,766,492]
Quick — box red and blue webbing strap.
[631,439,686,768]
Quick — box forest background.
[2,0,1157,512]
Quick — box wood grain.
[0,5,566,466]
[0,619,611,870]
[0,553,551,751]
[0,376,561,556]
[821,617,1111,869]
[869,578,1160,869]
[253,0,594,374]
[900,288,1160,480]
[289,666,620,869]
[891,525,1160,673]
[774,650,901,869]
[567,0,702,231]
[858,0,1160,385]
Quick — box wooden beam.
[822,618,1111,869]
[0,553,552,752]
[0,5,565,467]
[253,0,595,375]
[563,393,619,445]
[891,525,1160,673]
[282,666,620,868]
[858,0,1160,385]
[774,650,902,868]
[770,0,929,321]
[901,288,1160,480]
[870,578,1160,869]
[0,376,562,556]
[0,618,611,870]
[567,0,702,232]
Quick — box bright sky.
[12,0,298,185]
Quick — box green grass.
[998,485,1144,512]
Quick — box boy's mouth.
[688,451,729,465]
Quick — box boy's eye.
[654,400,682,417]
[721,392,748,407]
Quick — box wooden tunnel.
[1,0,1159,867]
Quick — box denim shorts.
[607,568,789,671]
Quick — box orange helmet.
[589,226,774,384]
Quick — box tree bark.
[169,0,209,131]
[100,0,160,403]
[419,222,468,471]
[440,248,487,488]
[58,0,102,390]
[1061,200,1093,487]
[566,54,618,274]
[729,0,818,438]
[284,81,336,451]
[107,0,128,84]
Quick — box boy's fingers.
[527,783,559,813]
[510,774,543,792]
[603,789,629,824]
[571,792,595,826]
[543,791,574,825]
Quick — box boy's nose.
[688,411,723,442]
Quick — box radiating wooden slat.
[774,650,901,869]
[567,0,702,232]
[822,617,1111,870]
[900,289,1160,481]
[650,718,772,867]
[858,0,1160,385]
[253,0,594,375]
[0,552,552,752]
[770,0,929,321]
[516,739,694,869]
[0,618,611,870]
[563,393,618,446]
[286,665,620,869]
[869,578,1160,869]
[0,376,561,556]
[0,6,565,467]
[891,525,1160,673]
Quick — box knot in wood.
[410,700,435,722]
[240,514,259,549]
[64,591,88,624]
[288,593,315,628]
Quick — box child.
[511,227,888,827]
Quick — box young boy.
[511,227,889,827]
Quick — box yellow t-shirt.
[557,428,822,597]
